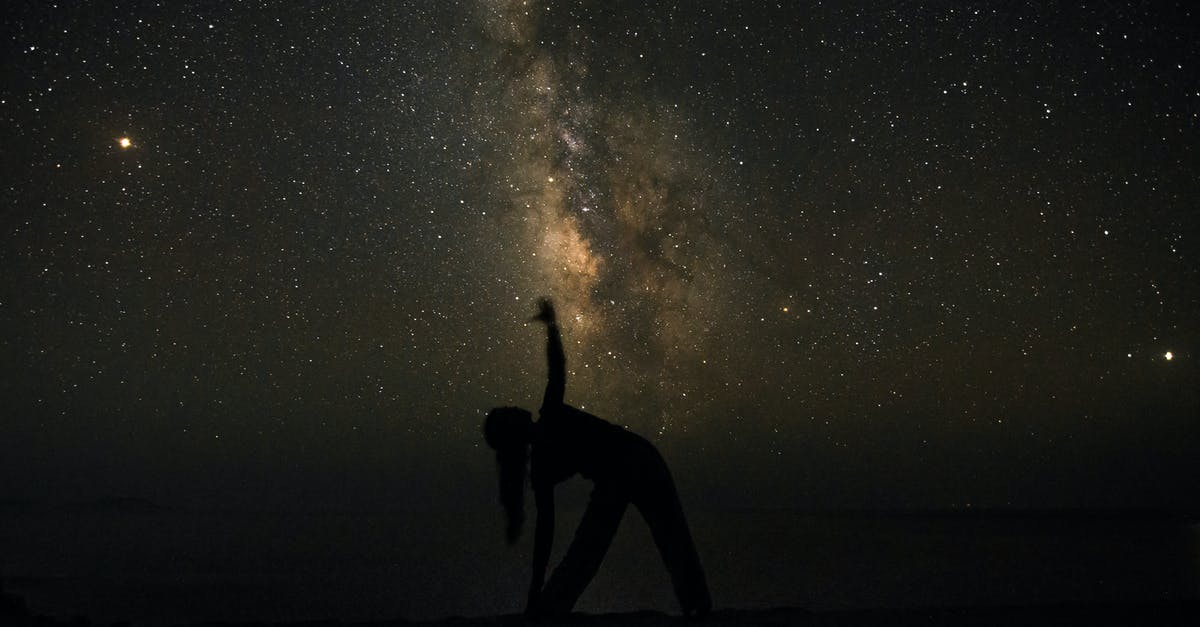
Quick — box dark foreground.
[205,602,1200,627]
[7,600,1200,627]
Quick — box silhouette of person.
[484,298,711,618]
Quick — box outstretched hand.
[531,298,556,324]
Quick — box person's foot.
[682,596,712,620]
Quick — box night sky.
[3,1,1197,513]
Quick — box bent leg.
[636,471,712,616]
[536,483,628,616]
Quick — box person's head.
[483,406,533,544]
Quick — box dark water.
[3,508,1197,625]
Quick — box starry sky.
[2,1,1197,512]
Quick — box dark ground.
[7,600,1200,627]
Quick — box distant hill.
[2,496,172,514]
[0,496,170,515]
[58,496,167,513]
[0,498,38,514]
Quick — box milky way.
[469,1,760,437]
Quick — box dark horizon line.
[3,496,1198,522]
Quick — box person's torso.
[530,405,659,489]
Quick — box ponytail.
[484,406,532,544]
[496,443,528,544]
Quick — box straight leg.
[535,483,628,615]
[636,467,712,616]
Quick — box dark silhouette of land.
[9,600,1199,627]
[0,496,168,515]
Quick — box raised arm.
[526,483,555,614]
[533,298,565,411]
